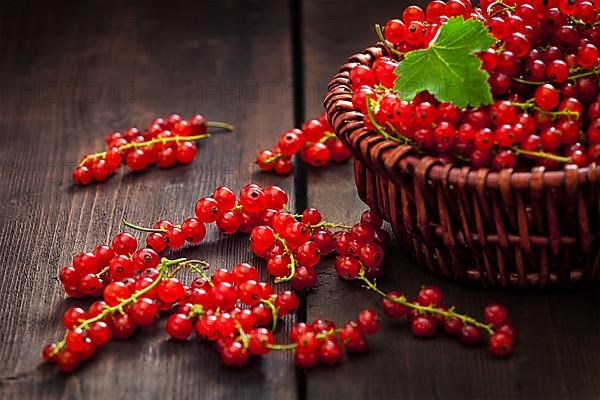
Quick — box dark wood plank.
[0,1,298,399]
[301,1,600,399]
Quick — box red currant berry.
[381,291,409,319]
[166,313,193,340]
[416,285,442,306]
[357,309,381,335]
[459,325,482,346]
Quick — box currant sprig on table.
[256,112,352,175]
[349,1,600,171]
[48,183,513,372]
[72,113,235,185]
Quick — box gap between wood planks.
[290,0,308,399]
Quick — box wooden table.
[1,1,599,399]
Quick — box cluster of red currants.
[48,256,186,371]
[355,276,515,357]
[332,210,388,280]
[47,254,305,371]
[285,309,380,368]
[58,231,147,298]
[72,113,234,185]
[256,112,352,175]
[161,265,302,368]
[249,208,390,291]
[123,184,388,291]
[351,0,600,170]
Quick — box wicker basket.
[324,45,600,289]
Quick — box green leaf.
[393,16,496,108]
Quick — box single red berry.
[220,341,249,367]
[189,114,208,135]
[130,298,159,327]
[339,321,368,353]
[291,266,318,291]
[87,321,112,346]
[357,309,381,335]
[411,316,437,338]
[72,166,93,185]
[534,84,560,111]
[488,332,514,357]
[63,307,87,329]
[483,303,508,327]
[175,141,197,164]
[239,184,266,213]
[146,232,167,252]
[157,278,185,303]
[166,227,186,249]
[212,186,237,211]
[109,254,135,280]
[334,255,361,280]
[194,197,220,223]
[295,348,319,368]
[166,313,193,340]
[111,232,137,255]
[103,281,130,306]
[248,328,274,356]
[381,291,409,319]
[275,291,300,315]
[216,210,242,234]
[416,285,442,306]
[318,338,343,366]
[237,280,263,306]
[56,349,79,372]
[232,263,259,285]
[304,142,331,167]
[459,325,482,346]
[126,149,149,171]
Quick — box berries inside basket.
[324,6,600,288]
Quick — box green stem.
[568,66,600,81]
[513,66,600,86]
[357,270,495,335]
[121,219,166,233]
[236,323,250,349]
[510,100,580,120]
[310,221,352,230]
[264,152,284,164]
[95,266,109,278]
[266,342,298,350]
[511,147,571,163]
[188,304,206,319]
[273,234,297,284]
[186,260,214,288]
[486,0,515,18]
[385,122,417,147]
[318,131,337,144]
[265,329,341,352]
[512,77,545,86]
[366,95,408,145]
[374,24,404,58]
[207,121,235,131]
[80,134,211,166]
[260,298,279,332]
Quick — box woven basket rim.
[324,44,600,189]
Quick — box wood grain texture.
[302,0,600,399]
[0,1,298,399]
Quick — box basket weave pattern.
[324,45,600,288]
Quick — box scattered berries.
[256,113,352,175]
